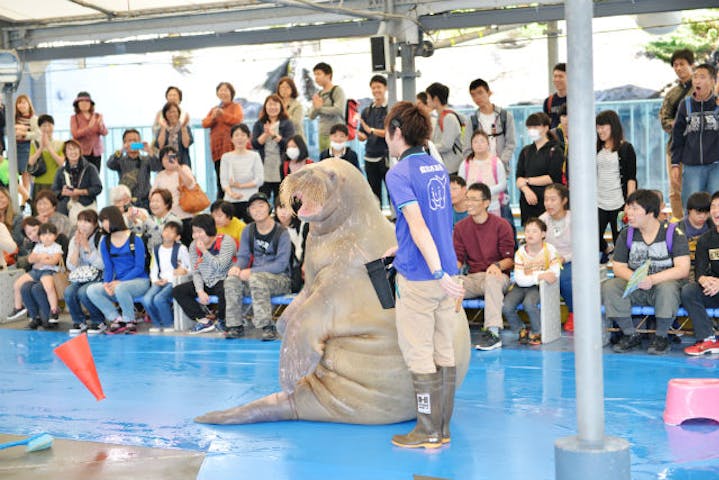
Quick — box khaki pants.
[666,149,683,219]
[462,272,510,329]
[395,274,457,374]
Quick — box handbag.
[53,257,70,300]
[26,142,47,177]
[178,182,210,214]
[68,264,101,284]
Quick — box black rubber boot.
[391,372,443,449]
[438,365,456,444]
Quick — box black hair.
[670,49,695,66]
[525,217,547,232]
[77,208,99,225]
[22,216,41,229]
[163,221,183,237]
[191,214,217,237]
[425,82,449,105]
[557,104,567,117]
[467,182,491,202]
[150,188,173,210]
[210,200,235,219]
[161,102,181,122]
[165,86,183,102]
[687,191,711,212]
[545,183,570,210]
[38,222,58,236]
[286,135,309,161]
[449,174,466,187]
[216,82,236,101]
[385,101,431,148]
[596,110,624,152]
[711,190,719,203]
[626,189,660,218]
[159,145,177,160]
[122,128,141,142]
[37,114,54,127]
[34,190,59,209]
[695,63,718,80]
[329,123,349,136]
[526,112,551,128]
[468,78,490,92]
[230,123,251,138]
[98,206,129,233]
[276,76,299,99]
[554,62,566,73]
[313,62,333,77]
[369,74,387,86]
[416,92,428,104]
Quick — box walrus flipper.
[194,392,298,425]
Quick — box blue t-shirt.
[386,146,458,281]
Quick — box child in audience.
[13,217,41,274]
[319,124,360,169]
[10,223,63,323]
[143,221,191,333]
[502,217,561,345]
[459,130,507,216]
[678,191,712,282]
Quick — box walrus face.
[280,162,343,223]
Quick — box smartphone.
[168,153,177,164]
[129,142,144,151]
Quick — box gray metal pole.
[400,43,416,102]
[546,21,560,96]
[3,86,19,212]
[555,0,630,477]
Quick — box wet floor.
[1,329,718,479]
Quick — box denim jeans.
[560,262,573,311]
[64,281,104,325]
[502,285,541,333]
[142,282,175,327]
[87,278,150,322]
[681,162,719,210]
[20,281,50,324]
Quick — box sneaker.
[564,312,574,332]
[612,333,642,353]
[647,335,670,355]
[189,320,215,335]
[684,336,719,356]
[87,323,106,335]
[148,327,163,333]
[261,325,278,341]
[518,327,530,345]
[27,317,41,330]
[225,326,245,339]
[475,330,502,351]
[125,323,138,334]
[48,309,60,324]
[163,327,175,333]
[214,320,227,333]
[8,307,27,321]
[107,320,127,335]
[529,333,542,346]
[69,323,87,335]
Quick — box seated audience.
[34,190,73,241]
[15,217,40,272]
[677,191,712,281]
[211,200,245,247]
[601,190,689,355]
[454,182,514,351]
[449,175,468,226]
[280,135,313,181]
[130,188,181,253]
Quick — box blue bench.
[198,294,296,306]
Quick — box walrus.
[195,158,471,425]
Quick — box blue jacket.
[671,94,719,167]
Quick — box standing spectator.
[14,95,39,197]
[358,75,389,202]
[671,63,719,208]
[542,63,567,129]
[318,124,359,169]
[27,114,64,201]
[106,128,162,211]
[277,76,305,141]
[455,182,515,351]
[465,78,517,232]
[52,139,102,223]
[279,135,313,181]
[220,123,264,223]
[681,190,719,355]
[308,62,346,152]
[539,183,574,331]
[143,221,191,333]
[131,188,181,252]
[596,110,637,260]
[459,131,506,217]
[152,86,190,139]
[86,206,150,335]
[426,82,463,174]
[70,91,108,173]
[252,94,294,202]
[602,190,689,355]
[515,112,565,225]
[210,200,245,247]
[384,101,464,449]
[502,217,561,345]
[154,102,194,167]
[172,214,236,334]
[202,82,244,200]
[65,209,105,334]
[224,193,291,341]
[660,49,695,219]
[449,175,468,226]
[152,146,198,246]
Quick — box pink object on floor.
[663,378,719,426]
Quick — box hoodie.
[671,94,719,167]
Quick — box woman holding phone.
[152,146,197,245]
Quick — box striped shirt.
[190,234,236,291]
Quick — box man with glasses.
[453,182,515,350]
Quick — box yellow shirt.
[217,217,246,247]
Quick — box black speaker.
[370,36,389,72]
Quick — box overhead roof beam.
[67,0,116,18]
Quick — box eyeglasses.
[465,197,488,203]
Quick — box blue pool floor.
[1,329,719,480]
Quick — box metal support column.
[399,43,417,102]
[546,20,560,96]
[555,0,631,477]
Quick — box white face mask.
[330,141,346,151]
[286,147,300,161]
[527,128,542,141]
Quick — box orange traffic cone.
[53,333,106,401]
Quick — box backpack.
[153,242,181,277]
[626,222,677,254]
[329,86,360,141]
[104,231,150,273]
[470,108,508,139]
[463,155,506,205]
[438,109,467,155]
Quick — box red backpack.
[329,86,360,140]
